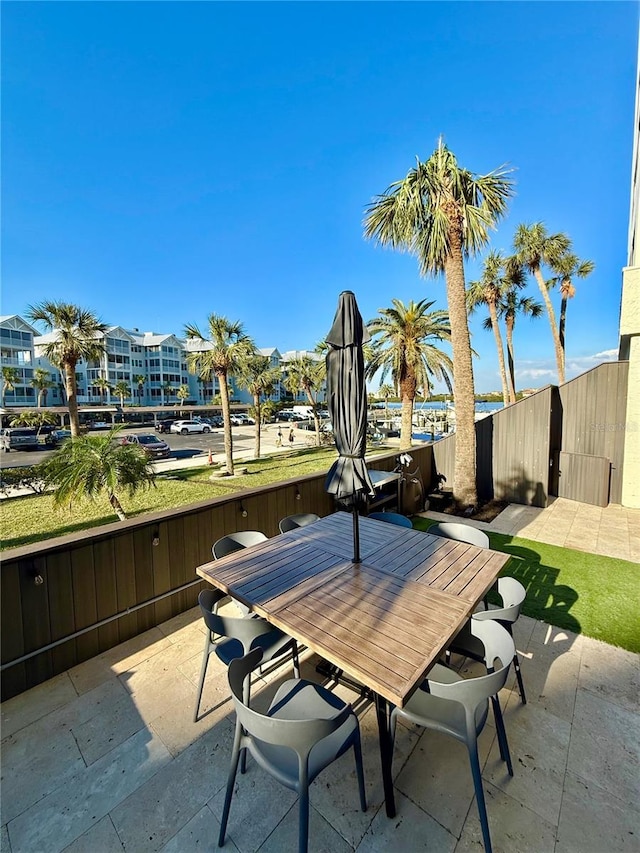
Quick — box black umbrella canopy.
[324,291,374,561]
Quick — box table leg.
[374,693,396,818]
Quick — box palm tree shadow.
[488,537,581,635]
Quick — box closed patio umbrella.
[324,291,374,562]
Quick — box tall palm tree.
[133,374,146,404]
[42,427,156,521]
[365,299,453,450]
[184,315,256,475]
[113,380,131,408]
[364,139,513,506]
[236,355,281,458]
[10,409,58,437]
[162,381,174,405]
[283,355,326,446]
[176,384,190,413]
[1,366,21,406]
[26,301,107,436]
[489,290,543,400]
[550,252,595,374]
[467,252,525,405]
[513,222,572,384]
[93,376,112,404]
[31,367,55,407]
[378,382,395,427]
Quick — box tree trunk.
[254,395,261,458]
[218,369,234,475]
[444,236,478,508]
[65,359,81,437]
[559,296,568,377]
[534,267,565,384]
[505,315,517,403]
[488,301,509,405]
[108,490,127,521]
[399,378,415,451]
[304,385,321,447]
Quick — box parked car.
[155,420,175,434]
[0,427,40,452]
[169,420,211,435]
[45,429,73,447]
[229,413,255,426]
[89,421,111,430]
[121,433,172,459]
[194,416,224,428]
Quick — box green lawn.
[0,447,344,550]
[412,517,640,653]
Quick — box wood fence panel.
[47,549,77,675]
[71,545,99,664]
[558,451,611,506]
[114,533,138,642]
[93,537,120,652]
[1,561,25,698]
[133,527,156,632]
[152,519,174,624]
[22,556,53,688]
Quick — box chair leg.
[491,695,513,777]
[193,633,212,722]
[353,731,367,812]
[468,741,493,853]
[218,730,242,847]
[240,678,252,775]
[513,651,527,705]
[292,641,301,679]
[298,781,310,853]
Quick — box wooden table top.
[195,512,511,707]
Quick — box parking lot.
[0,422,311,470]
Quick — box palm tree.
[31,367,55,407]
[10,409,58,437]
[366,299,453,450]
[283,355,326,446]
[236,355,281,457]
[364,139,513,506]
[378,382,396,430]
[1,366,21,406]
[551,253,595,375]
[113,380,131,408]
[42,427,156,521]
[93,376,112,404]
[513,222,572,384]
[176,384,190,413]
[26,302,107,436]
[184,315,256,475]
[489,290,543,400]
[162,381,174,405]
[133,374,146,404]
[467,251,525,405]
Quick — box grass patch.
[0,447,349,550]
[412,516,640,653]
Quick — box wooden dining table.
[195,511,511,818]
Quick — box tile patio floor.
[1,499,639,853]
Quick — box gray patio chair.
[430,524,527,703]
[219,647,367,853]
[429,521,490,548]
[279,513,320,533]
[193,588,300,723]
[210,531,269,617]
[391,620,515,853]
[367,511,413,528]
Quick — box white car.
[169,420,211,435]
[230,413,255,426]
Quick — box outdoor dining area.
[2,292,638,853]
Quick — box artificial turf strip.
[411,517,640,654]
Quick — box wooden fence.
[1,447,433,700]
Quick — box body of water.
[372,401,502,413]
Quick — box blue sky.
[2,1,638,393]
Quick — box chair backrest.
[429,522,490,549]
[473,576,526,626]
[228,648,351,758]
[367,511,413,528]
[198,589,276,650]
[427,621,515,708]
[278,513,320,533]
[212,530,268,559]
